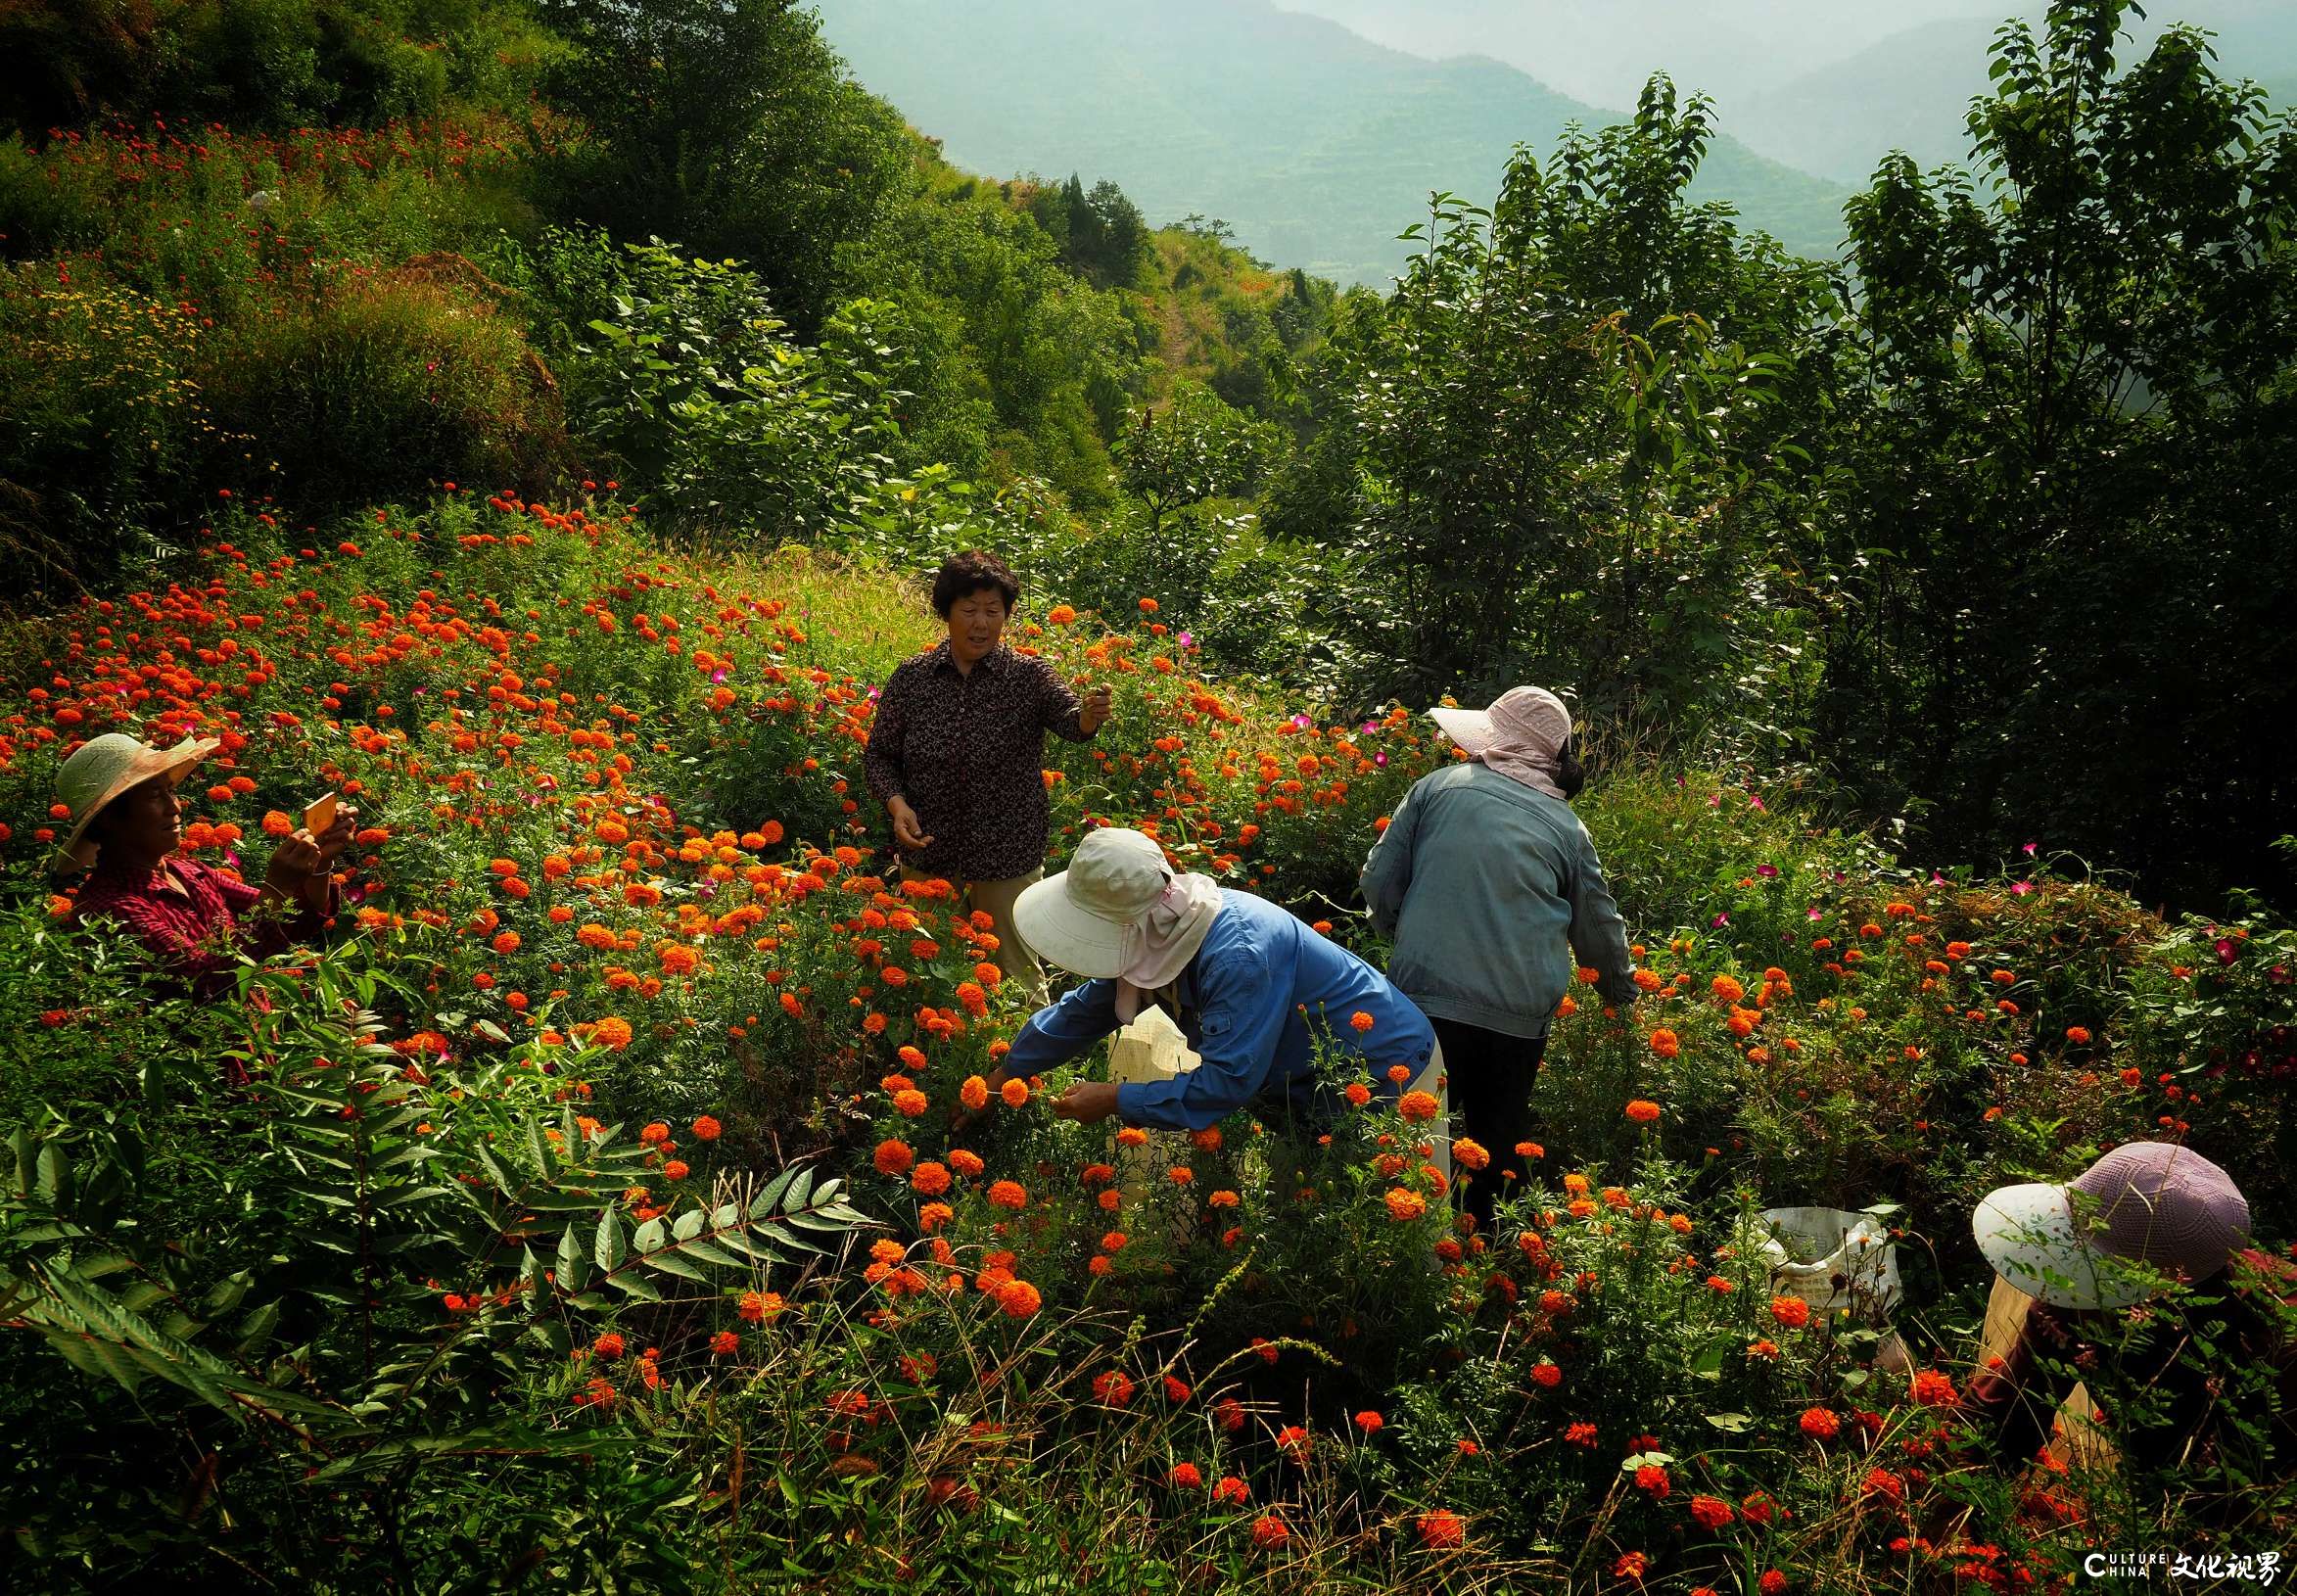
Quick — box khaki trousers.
[903,865,1048,1009]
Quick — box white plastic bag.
[1758,1205,1901,1318]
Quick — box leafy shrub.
[197,270,564,506]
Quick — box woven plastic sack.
[1758,1206,1901,1318]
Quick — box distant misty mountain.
[1274,0,2000,111]
[1284,1,2297,189]
[814,0,1852,286]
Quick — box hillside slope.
[815,0,1852,283]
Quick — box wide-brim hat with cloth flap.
[1014,826,1222,986]
[1973,1141,2250,1311]
[1430,685,1573,801]
[51,730,221,871]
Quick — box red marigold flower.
[1909,1369,1960,1407]
[737,1291,783,1323]
[1564,1422,1598,1447]
[1212,1475,1249,1506]
[1163,1376,1192,1402]
[1862,1468,1905,1502]
[1770,1294,1812,1329]
[1529,1361,1562,1388]
[710,1330,739,1356]
[593,1332,626,1359]
[1741,1490,1777,1524]
[1353,1409,1383,1434]
[1276,1424,1310,1459]
[1635,1464,1670,1497]
[1759,1572,1789,1596]
[1168,1462,1202,1489]
[1615,1551,1649,1581]
[1092,1370,1135,1406]
[1799,1406,1841,1440]
[1689,1494,1733,1529]
[691,1114,722,1141]
[1249,1513,1289,1550]
[1417,1509,1466,1549]
[662,1159,689,1181]
[1344,1081,1372,1106]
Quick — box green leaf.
[1703,1412,1754,1432]
[606,1272,664,1302]
[593,1208,627,1275]
[556,1221,591,1293]
[633,1217,667,1254]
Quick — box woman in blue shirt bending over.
[986,826,1436,1139]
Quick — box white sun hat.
[1013,826,1221,984]
[52,731,220,872]
[1973,1142,2250,1311]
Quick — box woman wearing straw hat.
[1359,686,1637,1230]
[990,825,1436,1136]
[1965,1142,2295,1483]
[53,732,356,1005]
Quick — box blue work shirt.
[1004,888,1435,1132]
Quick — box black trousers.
[1431,1016,1549,1233]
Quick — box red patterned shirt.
[863,641,1097,882]
[70,856,327,1002]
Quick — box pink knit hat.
[1974,1142,2251,1310]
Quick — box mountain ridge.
[813,0,1852,285]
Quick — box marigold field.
[0,496,2290,1592]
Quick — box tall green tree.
[537,0,911,335]
[1825,0,2297,901]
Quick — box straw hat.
[52,731,219,871]
[1974,1142,2250,1311]
[1013,827,1221,984]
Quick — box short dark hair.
[930,549,1018,618]
[1556,735,1587,801]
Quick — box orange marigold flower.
[997,1278,1042,1318]
[1000,1077,1030,1108]
[1799,1406,1840,1440]
[1383,1188,1428,1223]
[1397,1090,1439,1124]
[1689,1493,1734,1530]
[1207,1189,1241,1208]
[1348,1009,1375,1033]
[1649,1029,1680,1058]
[710,1330,740,1356]
[1770,1295,1812,1329]
[873,1139,914,1176]
[987,1179,1027,1210]
[911,1161,952,1197]
[948,1148,985,1177]
[593,1332,626,1359]
[1344,1081,1372,1106]
[960,1075,990,1111]
[1416,1508,1465,1548]
[1624,1099,1662,1124]
[1115,1126,1148,1147]
[2065,1025,2093,1045]
[893,1088,929,1117]
[663,1159,689,1181]
[1452,1137,1490,1171]
[1615,1552,1649,1581]
[1909,1369,1960,1407]
[691,1114,722,1141]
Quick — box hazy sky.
[1273,0,2293,109]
